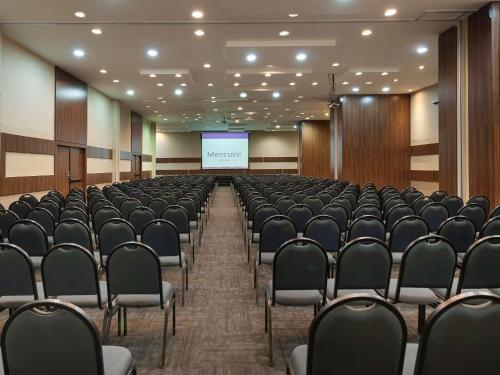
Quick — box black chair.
[292,191,307,203]
[128,206,155,240]
[65,198,87,212]
[0,209,19,241]
[442,195,464,217]
[148,198,169,218]
[60,206,89,224]
[303,197,324,216]
[162,205,195,261]
[97,219,136,267]
[321,204,349,233]
[430,190,448,202]
[490,205,500,219]
[386,204,415,232]
[119,198,141,220]
[38,199,60,222]
[8,219,49,268]
[276,196,296,215]
[480,216,500,238]
[458,203,486,232]
[287,204,314,234]
[110,194,128,211]
[419,202,449,232]
[19,194,38,208]
[353,204,382,220]
[138,193,153,206]
[303,215,341,269]
[389,216,429,264]
[54,219,94,253]
[468,195,490,216]
[437,216,476,256]
[412,196,434,216]
[8,201,31,219]
[93,206,122,234]
[247,204,279,262]
[347,215,385,242]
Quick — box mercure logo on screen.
[206,152,242,158]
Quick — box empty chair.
[269,192,284,205]
[331,197,353,217]
[303,215,341,267]
[93,205,122,234]
[19,193,38,208]
[321,203,349,233]
[292,191,307,203]
[97,219,136,266]
[162,205,195,261]
[490,205,500,219]
[276,196,296,215]
[327,237,392,300]
[389,216,429,264]
[316,192,333,205]
[288,294,407,375]
[142,219,188,305]
[353,204,382,220]
[8,219,49,268]
[0,243,42,311]
[104,242,175,368]
[119,198,141,220]
[243,197,268,237]
[286,204,314,234]
[247,204,279,262]
[38,199,60,222]
[65,198,87,211]
[1,299,135,375]
[404,293,500,375]
[458,203,486,232]
[138,193,153,206]
[412,196,434,215]
[468,195,490,216]
[160,194,177,206]
[384,197,407,218]
[430,190,448,202]
[442,195,464,217]
[26,207,55,237]
[405,190,424,206]
[480,216,500,238]
[0,210,19,241]
[54,219,93,252]
[347,215,385,242]
[264,238,328,365]
[358,197,381,208]
[386,204,415,232]
[303,196,324,216]
[60,206,89,224]
[419,202,449,232]
[128,206,155,240]
[437,216,476,256]
[148,198,169,218]
[8,201,31,219]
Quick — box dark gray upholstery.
[177,198,198,225]
[458,203,486,232]
[292,191,307,203]
[442,195,464,217]
[54,219,93,250]
[110,195,127,211]
[353,204,382,220]
[162,205,190,234]
[386,204,416,232]
[98,219,136,259]
[8,201,31,219]
[8,219,49,258]
[437,216,476,254]
[60,207,89,224]
[412,196,434,215]
[490,205,500,219]
[389,216,429,255]
[138,194,153,206]
[303,197,324,216]
[384,198,407,218]
[430,191,448,202]
[467,195,490,216]
[258,215,297,261]
[348,215,385,242]
[286,204,314,233]
[276,197,296,215]
[480,217,500,238]
[128,207,155,236]
[65,199,87,212]
[321,204,348,232]
[250,204,279,241]
[93,206,122,234]
[0,210,19,241]
[303,215,341,253]
[148,198,169,218]
[19,194,38,208]
[38,199,60,222]
[120,198,141,220]
[420,203,449,232]
[26,207,55,236]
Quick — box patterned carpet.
[1,186,420,374]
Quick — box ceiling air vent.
[417,10,471,21]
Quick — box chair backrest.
[148,198,169,218]
[252,204,279,234]
[316,192,333,205]
[490,205,500,219]
[162,205,190,234]
[286,204,314,233]
[335,238,392,298]
[396,235,456,300]
[8,219,49,257]
[480,216,500,238]
[0,243,38,298]
[106,242,163,307]
[271,239,328,305]
[292,191,307,203]
[128,206,156,235]
[386,204,415,232]
[412,196,434,215]
[430,190,448,202]
[138,193,153,206]
[26,207,55,236]
[458,203,486,232]
[161,194,177,206]
[437,216,477,253]
[93,205,122,233]
[177,197,198,222]
[276,197,296,215]
[142,219,182,259]
[419,202,449,232]
[42,244,102,306]
[119,198,141,219]
[331,197,353,217]
[0,209,19,239]
[303,215,341,253]
[467,195,490,216]
[321,203,349,232]
[8,200,31,219]
[441,195,464,217]
[348,215,385,242]
[303,197,325,216]
[38,199,60,222]
[458,236,500,292]
[383,197,406,218]
[389,216,429,253]
[97,218,136,257]
[306,294,407,375]
[353,204,382,220]
[414,293,500,375]
[65,199,87,212]
[110,194,128,210]
[259,215,297,258]
[19,193,38,208]
[60,207,89,224]
[1,300,106,375]
[53,219,93,250]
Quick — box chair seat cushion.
[49,281,108,308]
[160,252,187,266]
[259,252,275,265]
[403,343,418,375]
[0,282,44,309]
[326,279,381,300]
[289,344,307,375]
[115,281,174,307]
[386,279,441,305]
[103,346,134,375]
[265,281,323,306]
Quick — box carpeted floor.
[1,186,421,374]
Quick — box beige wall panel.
[87,87,114,148]
[249,131,298,157]
[5,152,54,177]
[120,103,131,152]
[411,155,440,171]
[156,163,201,170]
[249,162,298,169]
[142,161,153,172]
[410,85,439,145]
[87,157,113,174]
[156,132,200,158]
[120,159,132,172]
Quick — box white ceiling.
[0,0,486,132]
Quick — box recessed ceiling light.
[157,96,163,100]
[361,29,373,36]
[157,83,164,87]
[296,52,307,61]
[235,119,240,123]
[279,30,290,36]
[289,13,298,18]
[417,46,428,54]
[73,49,85,58]
[393,78,399,82]
[99,69,107,74]
[261,82,268,86]
[246,53,257,62]
[211,101,217,103]
[419,65,425,70]
[298,95,304,99]
[253,100,258,103]
[239,92,248,98]
[332,62,340,67]
[113,79,120,83]
[146,105,151,108]
[272,91,281,98]
[294,99,299,102]
[285,108,290,111]
[149,74,156,78]
[234,73,241,78]
[289,82,296,86]
[194,29,205,37]
[366,81,373,85]
[355,72,363,76]
[342,81,349,85]
[385,8,397,17]
[180,83,187,87]
[203,63,211,68]
[312,81,319,86]
[293,125,298,129]
[276,125,280,129]
[211,96,216,99]
[381,72,389,76]
[296,72,303,77]
[175,73,182,78]
[237,107,243,110]
[147,49,158,58]
[91,28,102,35]
[126,89,135,96]
[208,83,214,87]
[382,86,390,92]
[161,101,167,103]
[352,87,360,92]
[174,88,183,96]
[192,10,204,19]
[325,112,329,116]
[74,11,86,18]
[234,82,240,87]
[408,89,413,92]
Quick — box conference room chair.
[186,192,206,225]
[38,199,61,222]
[243,197,268,238]
[292,191,308,203]
[91,199,113,218]
[437,216,476,258]
[316,192,334,205]
[269,192,284,205]
[384,197,407,219]
[303,196,324,216]
[160,193,177,206]
[19,193,38,208]
[0,243,42,313]
[138,193,153,207]
[403,293,500,375]
[65,198,87,212]
[288,294,407,375]
[127,206,155,241]
[441,195,464,217]
[177,197,201,236]
[8,200,31,219]
[47,190,65,207]
[247,204,279,262]
[386,204,416,232]
[147,198,169,218]
[331,197,353,217]
[0,299,135,375]
[88,194,105,211]
[320,203,349,234]
[405,190,424,206]
[303,215,341,273]
[53,218,95,256]
[419,202,449,232]
[412,196,434,216]
[276,196,296,215]
[0,209,19,241]
[142,219,189,305]
[92,205,122,235]
[388,216,429,264]
[384,235,456,333]
[254,215,297,302]
[468,195,490,216]
[119,198,141,221]
[264,238,328,365]
[286,204,314,235]
[352,203,382,220]
[479,216,500,238]
[490,205,500,219]
[60,206,90,224]
[104,242,175,368]
[327,237,392,300]
[97,218,136,268]
[347,215,385,242]
[457,203,486,233]
[8,219,49,269]
[162,205,195,262]
[430,190,448,202]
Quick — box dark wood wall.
[438,26,458,195]
[299,120,331,178]
[131,112,143,155]
[468,2,500,206]
[339,95,411,189]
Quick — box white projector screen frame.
[201,132,249,169]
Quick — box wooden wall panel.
[131,112,142,155]
[411,143,439,156]
[1,133,55,155]
[87,172,112,185]
[156,168,298,176]
[300,120,330,178]
[340,95,411,189]
[87,146,112,159]
[55,67,87,146]
[439,26,458,195]
[0,176,54,196]
[120,171,134,180]
[468,3,500,206]
[410,170,439,182]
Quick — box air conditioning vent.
[418,10,471,21]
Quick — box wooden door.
[55,145,86,195]
[133,155,142,180]
[55,145,70,196]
